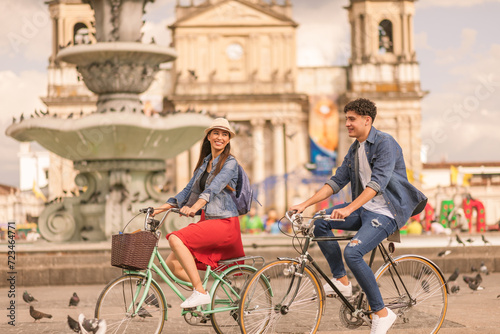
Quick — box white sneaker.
[323,278,352,297]
[370,308,397,334]
[180,289,211,308]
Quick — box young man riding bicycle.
[290,98,427,334]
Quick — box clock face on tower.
[226,43,243,60]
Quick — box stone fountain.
[6,0,212,241]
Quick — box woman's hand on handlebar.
[152,203,173,217]
[179,206,197,217]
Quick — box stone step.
[2,240,498,287]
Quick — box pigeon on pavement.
[480,261,489,275]
[455,234,466,246]
[437,250,452,257]
[67,315,80,333]
[137,306,153,319]
[144,293,160,308]
[29,305,53,322]
[447,268,459,283]
[23,291,37,303]
[69,292,80,307]
[78,313,107,334]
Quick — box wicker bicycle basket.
[111,231,158,270]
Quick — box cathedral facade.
[41,0,424,216]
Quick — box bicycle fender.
[218,264,258,277]
[375,254,450,295]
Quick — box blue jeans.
[314,203,398,312]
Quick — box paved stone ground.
[1,272,499,334]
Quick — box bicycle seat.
[387,230,401,243]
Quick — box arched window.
[74,23,90,45]
[378,19,393,54]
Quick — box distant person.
[290,98,427,334]
[406,220,423,235]
[265,209,287,234]
[153,118,245,308]
[241,207,264,234]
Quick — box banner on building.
[309,96,339,175]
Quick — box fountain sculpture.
[6,0,213,241]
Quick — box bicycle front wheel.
[239,260,324,334]
[211,266,257,334]
[375,255,448,334]
[95,274,166,334]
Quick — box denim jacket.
[167,154,239,219]
[325,127,427,229]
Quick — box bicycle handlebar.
[285,210,345,235]
[139,207,190,232]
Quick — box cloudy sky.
[1,0,499,187]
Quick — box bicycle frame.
[114,210,263,320]
[123,244,258,320]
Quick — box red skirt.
[166,212,245,270]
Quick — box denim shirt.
[167,154,239,219]
[325,127,427,228]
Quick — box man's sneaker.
[370,308,397,334]
[323,278,352,297]
[180,289,211,308]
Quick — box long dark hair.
[194,131,232,178]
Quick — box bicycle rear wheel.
[375,255,448,334]
[95,274,166,334]
[239,260,324,334]
[210,266,257,334]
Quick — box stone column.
[271,118,286,215]
[251,118,266,214]
[176,150,190,194]
[401,14,407,58]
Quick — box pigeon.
[481,234,491,245]
[463,275,475,285]
[137,306,152,319]
[480,261,489,275]
[144,293,160,308]
[474,273,483,285]
[437,250,452,257]
[471,265,478,273]
[23,291,37,303]
[450,285,460,294]
[447,268,459,284]
[421,279,430,293]
[465,238,474,244]
[29,305,53,322]
[69,292,80,307]
[467,279,484,291]
[455,234,465,246]
[78,313,107,334]
[67,315,80,332]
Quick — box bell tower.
[340,0,425,183]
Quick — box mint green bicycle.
[95,207,263,334]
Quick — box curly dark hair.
[344,98,377,122]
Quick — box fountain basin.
[6,112,212,161]
[57,42,177,95]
